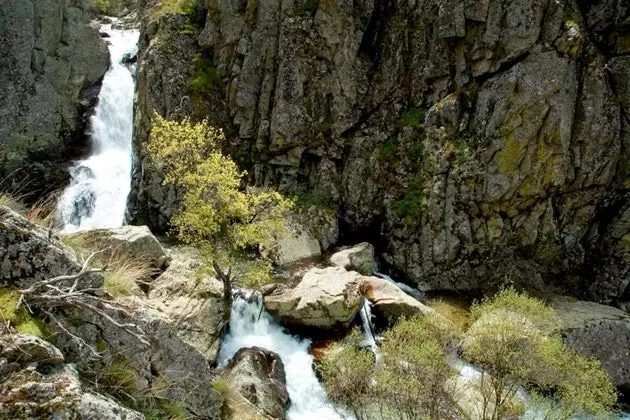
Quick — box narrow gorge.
[1,0,630,419]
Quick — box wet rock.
[221,347,289,419]
[363,276,434,321]
[1,334,64,365]
[553,296,630,387]
[263,267,364,330]
[330,243,375,276]
[71,225,170,269]
[0,206,103,291]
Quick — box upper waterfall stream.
[56,24,139,232]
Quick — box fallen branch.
[15,249,149,350]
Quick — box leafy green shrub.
[400,107,425,129]
[394,187,427,222]
[318,316,456,419]
[189,56,222,95]
[462,288,616,419]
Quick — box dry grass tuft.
[101,251,159,298]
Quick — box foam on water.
[56,24,139,232]
[218,296,343,420]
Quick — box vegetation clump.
[461,288,617,420]
[0,288,53,339]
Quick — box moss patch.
[150,0,196,20]
[498,135,525,174]
[0,288,54,339]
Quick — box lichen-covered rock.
[0,333,64,365]
[0,364,143,419]
[221,347,289,420]
[263,267,363,330]
[70,225,171,269]
[553,296,630,387]
[0,0,109,197]
[0,206,103,290]
[147,248,227,363]
[330,243,375,275]
[129,0,630,300]
[363,276,433,321]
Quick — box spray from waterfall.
[55,23,139,232]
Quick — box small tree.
[461,288,616,420]
[146,112,293,283]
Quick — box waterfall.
[218,296,343,420]
[55,23,139,233]
[373,271,426,301]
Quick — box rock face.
[0,0,109,198]
[0,206,103,290]
[330,243,375,275]
[221,347,290,420]
[147,249,228,363]
[363,276,433,321]
[129,0,630,300]
[71,225,171,269]
[263,266,364,330]
[553,297,630,387]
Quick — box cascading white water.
[56,24,139,233]
[218,296,343,420]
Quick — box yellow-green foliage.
[150,0,196,20]
[0,192,27,214]
[146,112,292,252]
[463,288,616,419]
[0,288,52,339]
[318,316,455,419]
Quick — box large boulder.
[0,363,143,419]
[263,267,364,330]
[363,276,434,321]
[330,243,375,276]
[147,249,227,363]
[0,0,109,198]
[264,218,322,266]
[553,297,630,387]
[0,206,103,290]
[54,298,224,418]
[70,225,170,269]
[221,347,289,420]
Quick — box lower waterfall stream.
[218,296,343,420]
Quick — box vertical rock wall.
[130,0,630,299]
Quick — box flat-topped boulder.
[553,297,630,387]
[263,267,364,330]
[70,225,170,269]
[329,243,375,275]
